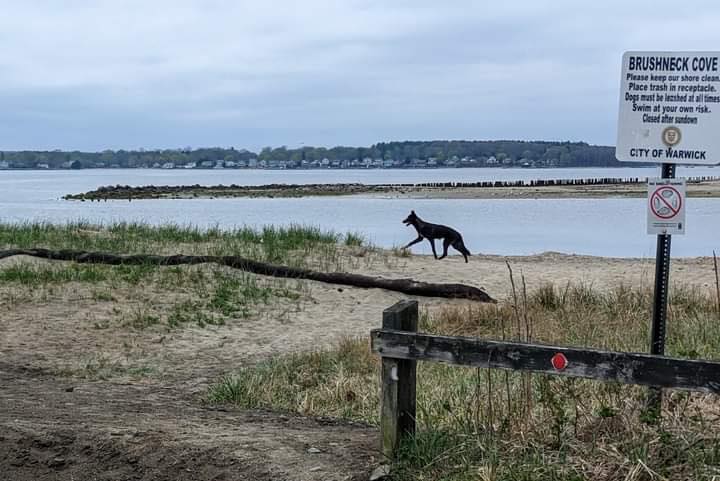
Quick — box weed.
[343,232,366,247]
[0,263,107,285]
[92,290,116,302]
[208,338,378,422]
[210,281,720,480]
[125,305,161,329]
[0,221,346,267]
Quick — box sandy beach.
[2,247,718,480]
[2,250,716,380]
[365,180,720,199]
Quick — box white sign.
[647,179,686,235]
[616,51,720,165]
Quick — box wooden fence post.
[380,300,418,459]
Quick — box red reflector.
[551,353,568,370]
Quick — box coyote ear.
[411,210,416,214]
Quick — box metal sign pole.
[647,162,676,415]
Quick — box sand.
[1,250,718,480]
[2,251,716,381]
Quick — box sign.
[647,179,686,235]
[616,51,720,165]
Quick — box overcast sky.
[2,0,719,152]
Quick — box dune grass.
[209,281,720,480]
[0,222,344,331]
[0,221,349,265]
[0,222,381,335]
[0,220,384,282]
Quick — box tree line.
[0,140,629,169]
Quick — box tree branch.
[0,248,496,303]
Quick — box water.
[1,167,719,257]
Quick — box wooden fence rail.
[371,300,720,458]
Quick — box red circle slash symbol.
[551,353,568,371]
[650,186,682,220]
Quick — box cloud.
[1,0,719,150]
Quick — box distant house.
[184,162,197,169]
[36,163,50,169]
[200,160,215,168]
[0,161,10,169]
[161,162,174,169]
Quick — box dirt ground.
[1,251,718,480]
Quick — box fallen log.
[0,248,496,303]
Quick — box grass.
[164,271,292,328]
[0,221,379,330]
[0,262,158,287]
[0,262,300,331]
[343,231,367,247]
[0,263,109,284]
[0,265,305,333]
[0,221,353,265]
[0,221,340,251]
[209,281,720,480]
[0,220,390,276]
[208,337,378,421]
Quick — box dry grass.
[210,279,720,480]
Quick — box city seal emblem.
[661,126,682,147]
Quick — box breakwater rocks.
[63,176,720,201]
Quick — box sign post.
[616,51,720,416]
[647,163,675,413]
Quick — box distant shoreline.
[63,177,720,200]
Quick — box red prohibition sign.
[650,186,682,219]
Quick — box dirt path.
[0,362,377,481]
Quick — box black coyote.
[402,210,471,262]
